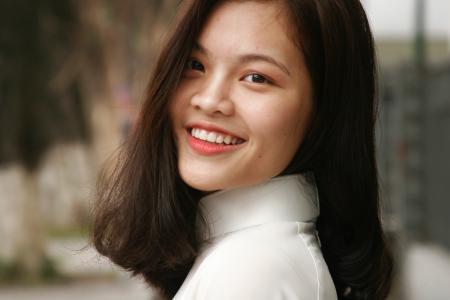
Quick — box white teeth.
[207,132,217,142]
[190,128,243,145]
[199,129,208,140]
[223,136,232,145]
[216,135,224,144]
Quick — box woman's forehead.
[200,0,289,38]
[195,1,299,67]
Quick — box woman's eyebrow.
[239,54,291,77]
[193,42,207,54]
[193,42,291,77]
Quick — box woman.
[92,0,394,299]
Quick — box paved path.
[0,238,161,300]
[0,278,156,300]
[402,242,450,300]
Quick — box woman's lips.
[189,127,245,145]
[185,122,246,141]
[186,128,246,155]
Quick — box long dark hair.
[92,1,393,299]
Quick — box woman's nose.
[190,77,234,116]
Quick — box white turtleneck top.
[172,174,337,300]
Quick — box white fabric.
[173,174,337,300]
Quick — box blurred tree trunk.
[0,0,86,278]
[21,171,44,278]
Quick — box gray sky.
[362,0,450,39]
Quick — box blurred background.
[0,0,448,299]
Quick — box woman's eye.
[185,59,205,72]
[243,73,270,84]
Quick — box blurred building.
[377,37,449,66]
[376,30,450,250]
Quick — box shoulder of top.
[193,224,322,299]
[200,222,318,278]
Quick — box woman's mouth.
[186,127,246,155]
[189,128,245,145]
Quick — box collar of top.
[197,173,320,240]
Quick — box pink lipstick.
[186,127,246,155]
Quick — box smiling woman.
[92,1,394,299]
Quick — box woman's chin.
[179,168,268,192]
[180,172,227,192]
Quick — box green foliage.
[39,256,59,281]
[0,259,24,283]
[46,224,89,239]
[0,255,64,285]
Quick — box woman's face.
[170,1,313,191]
